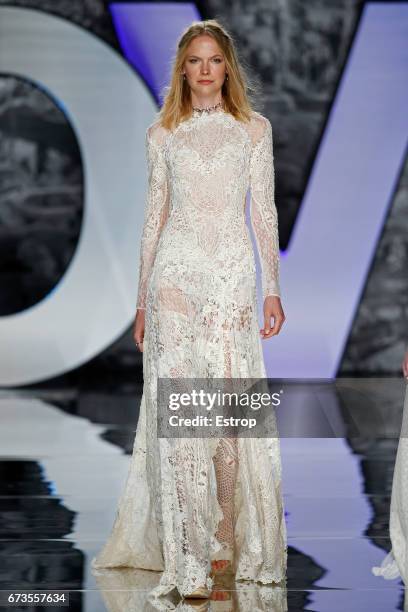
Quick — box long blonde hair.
[157,19,260,131]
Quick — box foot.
[211,560,231,572]
[210,558,234,578]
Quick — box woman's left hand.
[260,296,286,339]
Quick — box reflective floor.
[0,387,405,611]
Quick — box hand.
[133,309,145,352]
[403,350,408,379]
[260,296,285,339]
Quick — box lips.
[198,80,213,84]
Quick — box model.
[372,348,408,584]
[92,18,287,600]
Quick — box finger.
[261,317,273,337]
[262,316,271,336]
[268,319,283,337]
[262,316,285,338]
[134,332,143,343]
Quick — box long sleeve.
[249,116,281,301]
[136,124,170,310]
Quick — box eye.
[189,59,198,63]
[213,58,223,63]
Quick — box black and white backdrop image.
[0,2,407,611]
[0,0,406,381]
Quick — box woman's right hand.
[133,309,145,352]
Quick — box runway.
[0,386,404,611]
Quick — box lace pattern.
[372,383,408,584]
[136,108,281,309]
[92,108,287,599]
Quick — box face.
[183,34,227,97]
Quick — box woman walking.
[92,19,287,600]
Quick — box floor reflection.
[92,567,288,611]
[0,382,406,611]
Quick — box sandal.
[210,559,233,576]
[210,544,234,577]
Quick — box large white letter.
[0,7,157,385]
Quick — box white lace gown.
[91,106,288,599]
[372,382,408,591]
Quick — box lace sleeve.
[249,116,281,301]
[136,123,170,310]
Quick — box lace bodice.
[93,108,288,598]
[136,107,281,309]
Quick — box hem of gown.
[148,571,288,599]
[371,549,403,581]
[91,420,287,599]
[91,556,164,573]
[235,561,287,586]
[235,562,287,582]
[91,555,287,598]
[148,573,215,599]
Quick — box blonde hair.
[157,19,260,131]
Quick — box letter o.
[0,7,157,385]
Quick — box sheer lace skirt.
[92,266,287,597]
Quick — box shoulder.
[246,111,272,146]
[145,119,170,148]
